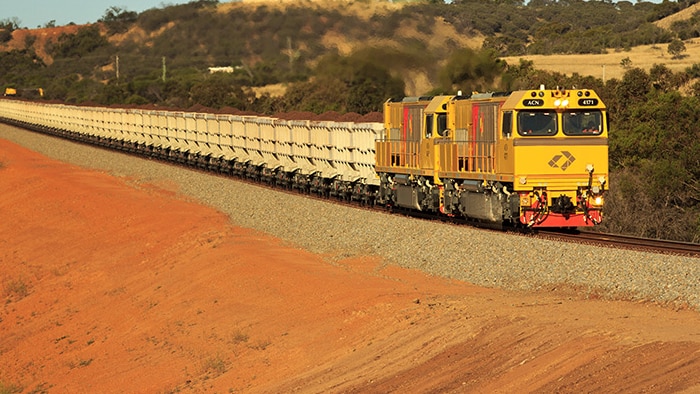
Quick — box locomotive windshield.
[563,110,603,136]
[517,111,557,136]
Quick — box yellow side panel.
[420,139,433,170]
[375,140,421,170]
[376,140,390,167]
[432,140,441,182]
[438,142,457,172]
[496,139,514,174]
[384,102,403,133]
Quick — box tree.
[438,48,506,93]
[280,51,405,114]
[99,6,137,34]
[53,25,110,59]
[620,57,632,69]
[347,63,404,113]
[0,17,21,43]
[188,73,251,109]
[615,67,651,105]
[668,38,686,59]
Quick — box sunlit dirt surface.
[1,139,700,393]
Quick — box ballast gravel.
[2,124,699,311]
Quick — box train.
[3,87,44,98]
[0,86,608,228]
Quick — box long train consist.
[0,87,608,228]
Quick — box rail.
[537,229,700,258]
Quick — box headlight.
[594,196,603,206]
[554,99,569,108]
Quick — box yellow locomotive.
[375,87,608,227]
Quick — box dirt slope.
[1,138,700,393]
[2,25,83,64]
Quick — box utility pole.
[286,37,300,73]
[162,56,166,82]
[116,55,120,80]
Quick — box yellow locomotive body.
[376,87,608,227]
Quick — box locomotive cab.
[420,96,451,176]
[501,88,608,227]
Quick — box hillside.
[5,21,691,88]
[1,0,698,108]
[0,0,694,96]
[655,2,700,29]
[214,0,483,96]
[501,1,700,82]
[1,0,482,97]
[3,25,82,64]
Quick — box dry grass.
[218,0,406,18]
[251,82,288,98]
[201,354,227,377]
[3,277,29,300]
[0,382,22,394]
[502,39,700,82]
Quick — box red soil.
[1,138,700,393]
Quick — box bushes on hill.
[603,67,700,242]
[438,48,506,94]
[0,18,20,43]
[279,51,405,114]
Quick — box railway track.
[537,229,700,258]
[337,199,700,259]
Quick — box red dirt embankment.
[1,138,700,393]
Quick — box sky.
[1,0,666,30]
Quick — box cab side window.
[437,113,448,137]
[425,114,433,138]
[502,111,512,137]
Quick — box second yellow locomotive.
[375,87,608,227]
